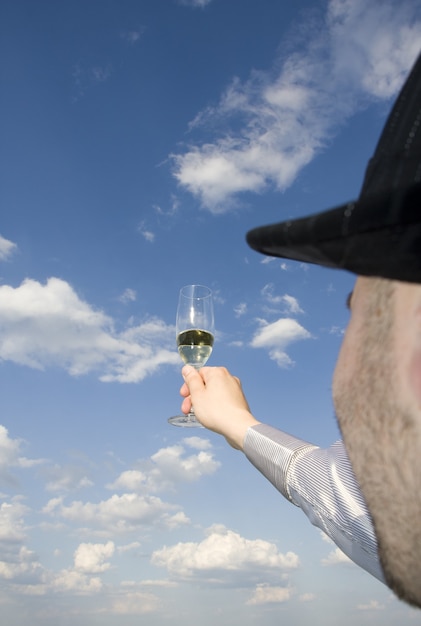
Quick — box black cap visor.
[246,183,421,283]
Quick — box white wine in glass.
[168,285,214,427]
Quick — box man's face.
[333,276,421,608]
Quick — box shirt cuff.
[243,423,318,503]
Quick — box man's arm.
[180,365,385,583]
[244,424,385,583]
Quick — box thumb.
[182,365,204,392]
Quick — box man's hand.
[180,366,260,450]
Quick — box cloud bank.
[0,431,302,610]
[0,277,179,382]
[172,0,421,212]
[151,523,299,581]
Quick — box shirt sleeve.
[243,423,385,583]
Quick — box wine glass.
[168,284,214,427]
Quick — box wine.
[169,285,214,427]
[177,329,214,367]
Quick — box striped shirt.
[244,423,385,583]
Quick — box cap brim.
[246,201,351,268]
[246,184,421,283]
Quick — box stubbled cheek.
[333,328,356,388]
[409,348,421,407]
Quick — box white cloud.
[137,579,178,588]
[281,295,303,315]
[0,278,179,382]
[0,499,28,547]
[117,542,141,554]
[153,194,180,217]
[261,284,304,314]
[74,541,115,574]
[44,464,94,493]
[320,533,353,566]
[106,589,160,614]
[299,592,316,602]
[172,0,421,212]
[43,492,184,535]
[72,63,112,100]
[108,438,219,494]
[41,497,63,515]
[0,499,45,586]
[91,66,111,83]
[183,436,212,451]
[327,0,421,99]
[148,443,220,488]
[178,0,213,7]
[118,288,137,304]
[120,28,145,45]
[250,318,312,367]
[110,581,176,617]
[0,496,167,601]
[321,546,353,566]
[0,235,17,261]
[246,583,293,605]
[51,568,103,593]
[151,524,299,581]
[0,546,43,584]
[329,325,345,336]
[40,439,218,541]
[138,221,155,242]
[162,511,190,530]
[0,425,44,485]
[357,599,385,611]
[234,302,247,318]
[107,470,147,492]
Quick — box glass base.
[168,414,204,428]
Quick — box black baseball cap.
[246,53,421,284]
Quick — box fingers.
[179,381,190,398]
[181,395,192,414]
[177,365,259,449]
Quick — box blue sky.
[1,0,421,624]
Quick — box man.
[180,51,421,609]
